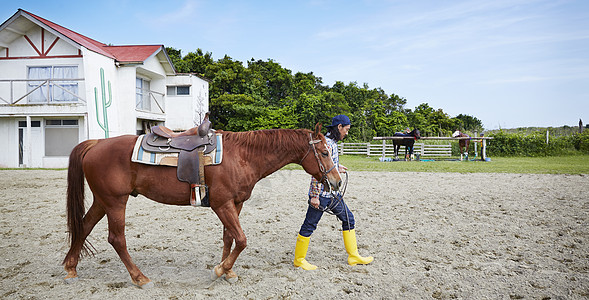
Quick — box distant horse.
[452,130,470,161]
[63,123,341,288]
[393,129,421,161]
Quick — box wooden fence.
[372,136,494,161]
[339,142,451,157]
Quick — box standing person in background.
[293,115,373,270]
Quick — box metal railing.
[0,78,86,104]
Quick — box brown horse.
[63,123,341,288]
[453,130,470,161]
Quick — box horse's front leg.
[221,227,232,261]
[212,202,245,283]
[221,201,243,262]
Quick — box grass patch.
[4,156,588,175]
[284,155,589,174]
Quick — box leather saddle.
[142,113,215,207]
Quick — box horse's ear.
[314,122,322,137]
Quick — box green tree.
[165,47,189,73]
[166,47,486,141]
[454,114,484,133]
[407,103,456,136]
[183,48,214,75]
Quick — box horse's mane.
[220,128,314,157]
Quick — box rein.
[300,133,348,215]
[317,171,348,215]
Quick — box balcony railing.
[0,78,86,105]
[136,88,165,114]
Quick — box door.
[18,120,43,167]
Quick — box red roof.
[21,9,163,63]
[104,45,164,63]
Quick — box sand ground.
[0,169,587,299]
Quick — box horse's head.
[452,130,461,138]
[300,123,342,191]
[413,129,421,139]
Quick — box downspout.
[25,115,32,167]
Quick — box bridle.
[300,133,348,215]
[300,133,336,186]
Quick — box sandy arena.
[0,169,587,299]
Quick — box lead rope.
[313,170,348,215]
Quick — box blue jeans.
[299,195,355,237]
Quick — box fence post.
[367,143,371,156]
[382,140,386,159]
[474,131,478,158]
[340,142,344,155]
[546,130,549,144]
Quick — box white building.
[0,9,209,168]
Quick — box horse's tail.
[64,139,99,262]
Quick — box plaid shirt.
[308,136,339,198]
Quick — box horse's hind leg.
[104,197,153,288]
[64,201,106,283]
[212,202,245,283]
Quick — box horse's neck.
[237,130,307,179]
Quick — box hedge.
[485,130,589,157]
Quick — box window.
[167,86,190,96]
[18,121,41,127]
[136,78,151,110]
[28,66,78,103]
[45,119,79,156]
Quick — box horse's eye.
[321,151,329,157]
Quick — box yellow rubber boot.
[293,234,317,270]
[342,229,374,265]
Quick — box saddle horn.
[198,112,211,137]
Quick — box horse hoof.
[225,275,238,284]
[138,281,154,289]
[64,276,79,285]
[210,266,222,281]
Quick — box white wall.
[166,74,209,130]
[0,119,17,167]
[81,48,120,139]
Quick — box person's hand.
[339,165,348,173]
[310,197,320,209]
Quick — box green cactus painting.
[94,68,112,138]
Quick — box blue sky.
[4,0,588,129]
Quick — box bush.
[487,130,581,156]
[572,130,589,153]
